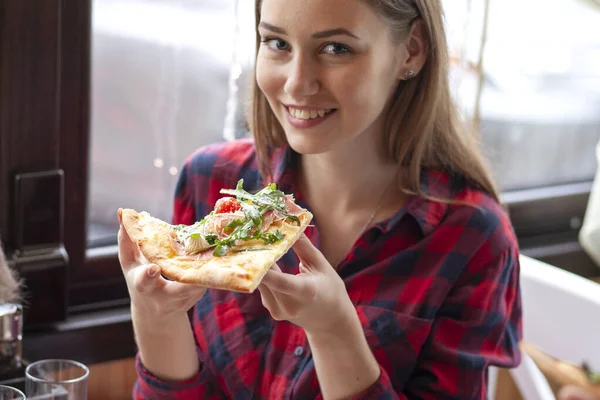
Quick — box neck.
[298,132,398,213]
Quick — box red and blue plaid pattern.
[134,139,522,399]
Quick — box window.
[87,0,600,244]
[85,0,600,280]
[1,0,598,324]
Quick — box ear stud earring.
[404,70,416,80]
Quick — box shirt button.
[294,346,304,357]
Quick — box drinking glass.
[25,359,88,400]
[0,385,26,400]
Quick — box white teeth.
[288,107,333,120]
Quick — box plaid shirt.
[134,139,522,400]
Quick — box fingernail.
[147,265,159,278]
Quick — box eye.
[321,43,351,55]
[261,38,291,52]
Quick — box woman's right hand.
[117,213,207,329]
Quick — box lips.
[284,105,337,129]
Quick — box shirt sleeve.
[133,347,223,400]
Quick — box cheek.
[256,57,281,101]
[327,66,394,112]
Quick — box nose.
[283,54,320,99]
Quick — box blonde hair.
[248,0,500,202]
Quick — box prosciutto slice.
[284,195,304,216]
[203,212,245,239]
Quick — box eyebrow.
[258,22,359,39]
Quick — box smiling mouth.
[286,106,336,120]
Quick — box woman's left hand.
[258,234,357,335]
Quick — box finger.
[117,222,141,270]
[261,269,312,297]
[162,281,207,299]
[299,262,309,274]
[270,263,282,272]
[132,264,162,294]
[257,283,281,318]
[292,234,328,272]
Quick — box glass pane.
[478,0,600,190]
[88,0,600,247]
[88,0,239,246]
[445,0,600,191]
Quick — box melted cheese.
[184,234,211,254]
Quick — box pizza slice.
[119,179,313,293]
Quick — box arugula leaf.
[224,219,244,232]
[221,179,301,226]
[241,201,263,227]
[232,248,268,253]
[210,217,255,256]
[261,229,284,245]
[213,244,229,257]
[209,213,285,256]
[204,234,218,245]
[582,361,600,383]
[238,221,254,238]
[203,180,299,256]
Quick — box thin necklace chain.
[356,172,398,238]
[333,173,398,269]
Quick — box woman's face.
[256,0,407,155]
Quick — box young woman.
[118,0,522,398]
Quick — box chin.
[283,132,336,156]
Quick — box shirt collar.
[396,170,451,236]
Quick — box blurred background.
[88,0,600,246]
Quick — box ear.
[397,18,428,80]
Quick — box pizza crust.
[119,207,312,293]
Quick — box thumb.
[292,233,328,272]
[132,264,162,294]
[117,221,140,270]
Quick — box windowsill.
[23,307,135,366]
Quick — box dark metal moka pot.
[0,304,23,374]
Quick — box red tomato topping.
[214,197,242,214]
